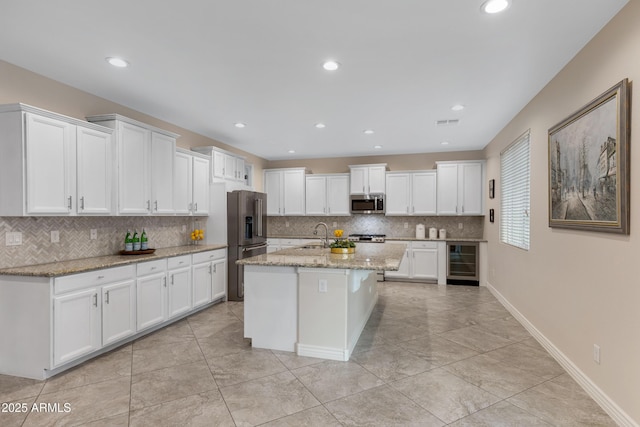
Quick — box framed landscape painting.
[548,79,630,234]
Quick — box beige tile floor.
[0,281,616,426]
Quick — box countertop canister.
[429,227,437,240]
[439,228,447,239]
[416,224,425,239]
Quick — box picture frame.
[548,78,630,234]
[488,179,495,199]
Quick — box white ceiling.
[0,0,628,160]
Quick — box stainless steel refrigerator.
[227,190,267,301]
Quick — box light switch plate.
[51,230,60,243]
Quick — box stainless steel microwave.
[350,195,385,214]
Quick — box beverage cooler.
[446,242,479,286]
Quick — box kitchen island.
[237,242,406,361]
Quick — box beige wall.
[266,150,484,173]
[0,60,268,189]
[482,0,640,423]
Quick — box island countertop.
[237,242,407,271]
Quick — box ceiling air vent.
[435,119,460,126]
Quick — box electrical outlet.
[5,232,23,246]
[182,225,187,232]
[90,229,97,240]
[285,221,290,227]
[404,222,409,229]
[458,223,463,229]
[593,344,601,364]
[51,230,60,243]
[318,279,328,293]
[333,222,337,227]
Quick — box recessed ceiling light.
[322,60,340,71]
[451,104,465,111]
[234,122,246,128]
[373,145,383,149]
[315,123,326,129]
[106,57,129,68]
[481,0,510,14]
[288,150,296,154]
[441,141,450,145]
[363,129,375,135]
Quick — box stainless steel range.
[348,234,386,281]
[348,233,386,243]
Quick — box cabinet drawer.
[167,255,191,270]
[137,259,167,276]
[54,265,135,295]
[192,249,226,264]
[412,241,438,250]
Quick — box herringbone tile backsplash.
[0,216,206,269]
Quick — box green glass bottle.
[125,230,133,252]
[132,230,141,251]
[140,229,148,250]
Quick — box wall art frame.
[548,78,630,234]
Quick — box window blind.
[500,130,530,250]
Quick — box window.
[500,130,530,250]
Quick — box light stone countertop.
[0,244,227,278]
[237,242,407,271]
[268,235,486,242]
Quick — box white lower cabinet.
[192,249,227,307]
[101,279,136,346]
[168,256,192,318]
[53,287,101,367]
[385,241,438,281]
[0,249,229,380]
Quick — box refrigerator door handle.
[242,243,268,253]
[256,198,263,237]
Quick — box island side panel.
[297,268,349,361]
[346,270,378,356]
[243,265,298,352]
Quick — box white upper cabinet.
[86,114,180,216]
[385,173,411,215]
[192,145,249,185]
[305,174,350,216]
[0,104,114,216]
[117,122,151,215]
[191,155,210,216]
[173,151,192,215]
[349,164,386,195]
[385,171,436,216]
[174,149,210,216]
[264,168,306,216]
[436,161,484,215]
[150,132,176,214]
[76,126,112,215]
[412,171,437,215]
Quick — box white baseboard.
[297,343,348,361]
[486,280,638,427]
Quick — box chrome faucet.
[313,222,329,247]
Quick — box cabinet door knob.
[105,291,110,304]
[67,196,72,211]
[147,200,151,211]
[155,200,158,211]
[93,293,98,307]
[80,196,85,210]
